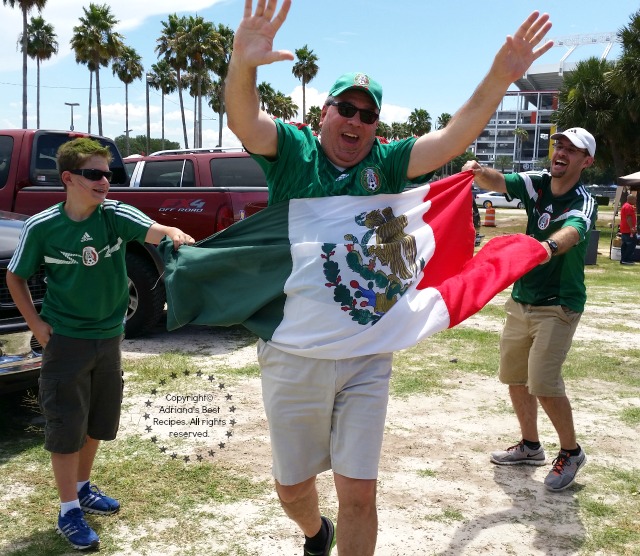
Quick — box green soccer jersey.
[252,120,430,204]
[505,171,598,313]
[9,200,154,339]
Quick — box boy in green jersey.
[6,138,194,550]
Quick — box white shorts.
[258,339,392,485]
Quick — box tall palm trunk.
[21,7,28,129]
[218,82,225,148]
[96,66,103,136]
[193,95,197,148]
[197,79,203,148]
[302,78,307,122]
[88,71,93,133]
[36,59,41,128]
[125,83,130,155]
[176,71,188,149]
[161,93,165,150]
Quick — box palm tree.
[4,0,47,128]
[209,24,234,148]
[18,14,57,129]
[375,121,392,140]
[181,15,221,148]
[495,154,512,173]
[182,70,214,147]
[606,9,640,172]
[435,113,452,175]
[208,79,223,145]
[272,91,297,121]
[292,44,318,122]
[258,82,276,113]
[306,105,321,133]
[554,57,626,175]
[513,127,529,168]
[436,113,452,130]
[71,3,123,137]
[112,46,143,156]
[156,14,190,148]
[407,108,431,136]
[391,121,409,140]
[148,59,177,150]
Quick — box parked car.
[0,211,45,393]
[475,191,524,209]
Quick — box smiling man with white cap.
[550,127,596,157]
[463,126,598,493]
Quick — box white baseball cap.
[551,127,596,157]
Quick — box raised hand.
[233,0,295,69]
[492,11,553,84]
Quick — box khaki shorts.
[499,298,581,397]
[39,334,124,454]
[258,340,392,485]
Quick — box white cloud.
[0,0,228,71]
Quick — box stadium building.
[470,32,619,172]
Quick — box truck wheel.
[125,252,165,338]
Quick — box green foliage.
[114,134,180,155]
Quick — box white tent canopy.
[619,171,640,189]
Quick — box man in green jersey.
[463,127,597,492]
[226,1,553,554]
[7,138,194,550]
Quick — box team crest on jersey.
[538,212,551,230]
[321,206,424,326]
[82,246,99,266]
[360,167,382,193]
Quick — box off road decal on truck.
[159,199,206,213]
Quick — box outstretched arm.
[407,12,553,179]
[462,161,507,193]
[226,0,294,156]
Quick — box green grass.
[1,207,638,554]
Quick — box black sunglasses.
[326,100,379,125]
[69,168,113,182]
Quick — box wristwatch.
[544,239,559,256]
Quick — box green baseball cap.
[328,72,382,109]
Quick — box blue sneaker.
[79,482,120,515]
[56,508,100,550]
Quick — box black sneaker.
[303,516,336,556]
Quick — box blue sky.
[0,0,638,150]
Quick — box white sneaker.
[490,440,546,466]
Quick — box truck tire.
[125,251,165,338]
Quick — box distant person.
[225,0,552,553]
[6,138,194,550]
[619,193,637,265]
[463,126,598,491]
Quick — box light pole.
[124,129,133,157]
[65,102,79,131]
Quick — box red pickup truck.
[0,129,268,338]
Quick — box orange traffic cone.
[484,207,496,227]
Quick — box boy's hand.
[31,318,53,348]
[167,229,195,251]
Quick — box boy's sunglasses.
[326,100,379,125]
[69,168,113,182]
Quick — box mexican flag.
[159,172,547,359]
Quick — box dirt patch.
[113,302,638,555]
